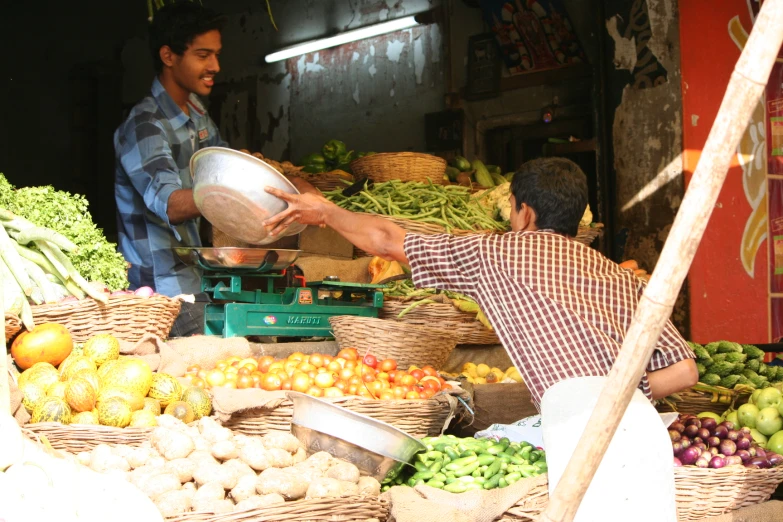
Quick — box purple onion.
[727,430,740,442]
[669,430,682,443]
[710,456,726,469]
[741,427,752,436]
[725,455,743,466]
[695,458,711,468]
[749,457,771,469]
[707,436,721,448]
[768,453,783,467]
[680,446,702,465]
[736,449,751,462]
[756,448,767,459]
[720,421,736,431]
[714,425,729,439]
[745,463,761,469]
[698,428,711,440]
[670,422,685,434]
[681,437,692,450]
[673,457,683,467]
[719,439,737,456]
[736,437,751,451]
[701,418,718,432]
[684,424,700,438]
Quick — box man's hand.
[286,175,321,196]
[263,187,332,237]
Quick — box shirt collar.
[151,77,207,129]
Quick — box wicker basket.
[167,496,389,522]
[500,474,550,521]
[30,294,181,343]
[328,315,459,370]
[655,386,750,417]
[24,423,154,452]
[303,171,353,192]
[5,313,21,343]
[575,224,603,245]
[350,152,448,184]
[380,299,499,345]
[223,392,465,439]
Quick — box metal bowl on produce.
[287,391,425,482]
[190,147,306,245]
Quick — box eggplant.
[749,447,758,457]
[673,457,683,467]
[698,428,711,440]
[714,425,729,439]
[710,447,720,456]
[745,463,761,469]
[707,436,721,448]
[695,442,707,451]
[720,421,735,431]
[719,439,737,456]
[756,448,767,459]
[669,430,682,443]
[710,456,726,469]
[686,418,702,429]
[768,453,783,467]
[681,437,692,450]
[672,441,683,456]
[725,455,743,466]
[741,427,752,436]
[679,446,702,465]
[695,457,711,468]
[701,450,714,460]
[727,430,740,442]
[684,424,700,438]
[736,437,751,451]
[701,418,718,432]
[736,449,751,462]
[670,422,686,434]
[749,457,771,469]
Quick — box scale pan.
[174,247,301,271]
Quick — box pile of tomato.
[183,348,451,400]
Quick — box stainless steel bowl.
[174,247,301,271]
[287,392,426,481]
[190,147,306,245]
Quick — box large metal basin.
[287,392,425,481]
[190,147,306,245]
[174,247,301,271]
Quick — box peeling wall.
[603,0,688,332]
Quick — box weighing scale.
[175,247,384,338]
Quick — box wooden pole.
[540,1,783,520]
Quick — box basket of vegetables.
[350,151,448,184]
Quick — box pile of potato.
[75,415,381,517]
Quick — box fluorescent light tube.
[265,15,421,63]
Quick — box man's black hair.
[149,2,224,73]
[510,157,588,237]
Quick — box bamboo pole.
[540,1,783,520]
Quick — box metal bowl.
[190,147,306,245]
[287,392,426,482]
[174,247,301,271]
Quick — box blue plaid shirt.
[114,77,226,297]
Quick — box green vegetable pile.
[693,340,781,390]
[0,174,128,292]
[383,435,546,493]
[324,180,508,233]
[383,279,492,330]
[299,139,374,174]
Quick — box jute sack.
[7,354,30,425]
[383,474,548,522]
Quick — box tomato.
[327,360,343,373]
[441,383,453,390]
[420,376,441,391]
[183,373,195,383]
[216,361,228,371]
[257,355,275,373]
[288,352,306,363]
[268,362,284,374]
[392,386,407,399]
[405,391,421,400]
[224,372,238,383]
[292,373,312,393]
[400,375,417,387]
[236,375,254,389]
[421,366,438,377]
[191,376,206,389]
[410,369,425,382]
[348,384,359,396]
[379,359,397,372]
[361,371,376,383]
[298,362,316,373]
[379,390,395,400]
[362,354,378,369]
[376,371,390,382]
[306,386,324,398]
[323,387,344,398]
[314,371,337,389]
[309,353,325,368]
[240,358,258,370]
[281,379,292,391]
[261,373,283,391]
[323,355,334,365]
[334,380,348,392]
[337,348,359,361]
[367,380,383,396]
[419,390,432,399]
[205,369,226,387]
[197,369,207,380]
[388,370,399,382]
[223,381,237,389]
[344,360,357,370]
[226,356,241,367]
[237,367,252,377]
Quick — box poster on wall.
[768,62,783,175]
[771,179,783,293]
[481,0,586,76]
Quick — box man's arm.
[647,359,699,399]
[262,188,408,262]
[167,189,201,224]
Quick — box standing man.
[114,2,226,336]
[262,157,698,407]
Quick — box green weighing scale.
[174,247,384,338]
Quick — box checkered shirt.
[404,230,695,409]
[114,77,226,297]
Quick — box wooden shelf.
[543,138,597,156]
[499,63,593,92]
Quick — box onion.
[679,446,701,465]
[749,457,771,469]
[719,439,737,456]
[714,425,729,439]
[673,457,682,467]
[709,456,726,469]
[669,430,682,443]
[701,418,718,432]
[134,286,155,298]
[727,430,740,442]
[698,428,711,440]
[707,436,721,448]
[736,449,751,462]
[684,424,700,438]
[695,458,710,468]
[672,442,683,456]
[736,437,751,451]
[720,421,735,431]
[725,455,743,466]
[768,453,783,467]
[670,422,685,434]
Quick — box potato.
[266,447,294,468]
[196,416,222,434]
[137,472,181,500]
[76,451,91,467]
[156,414,187,431]
[306,477,342,499]
[256,467,309,500]
[289,463,324,482]
[147,456,166,469]
[260,432,301,453]
[194,480,225,503]
[188,450,219,467]
[357,476,381,496]
[292,447,307,465]
[193,436,212,452]
[186,426,201,439]
[111,445,134,459]
[239,441,272,471]
[126,447,154,469]
[326,462,360,483]
[183,481,197,492]
[151,427,195,461]
[90,445,130,473]
[230,474,258,504]
[193,499,235,514]
[154,489,192,517]
[129,464,166,488]
[234,493,285,512]
[233,433,251,448]
[105,469,131,482]
[304,451,334,472]
[192,462,223,487]
[211,439,239,461]
[198,417,233,444]
[165,458,197,483]
[223,459,256,479]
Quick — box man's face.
[169,30,222,97]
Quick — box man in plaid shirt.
[263,157,697,407]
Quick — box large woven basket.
[5,312,21,343]
[500,474,549,521]
[328,315,459,370]
[30,294,181,343]
[380,299,499,345]
[350,152,448,184]
[24,423,154,452]
[673,465,783,520]
[167,495,389,522]
[302,171,353,192]
[655,386,750,417]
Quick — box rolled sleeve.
[403,233,487,295]
[647,320,696,371]
[118,120,184,241]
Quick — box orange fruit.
[261,373,282,391]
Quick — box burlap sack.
[7,354,30,426]
[296,255,373,284]
[383,473,548,522]
[698,501,783,522]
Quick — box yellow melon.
[97,388,145,411]
[65,377,97,412]
[18,362,59,391]
[73,369,100,393]
[31,397,71,424]
[164,401,195,424]
[61,356,97,382]
[148,373,182,408]
[102,359,152,397]
[47,381,69,400]
[129,410,158,428]
[83,334,120,368]
[71,411,100,425]
[180,386,212,420]
[20,384,48,414]
[96,397,132,428]
[142,398,162,415]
